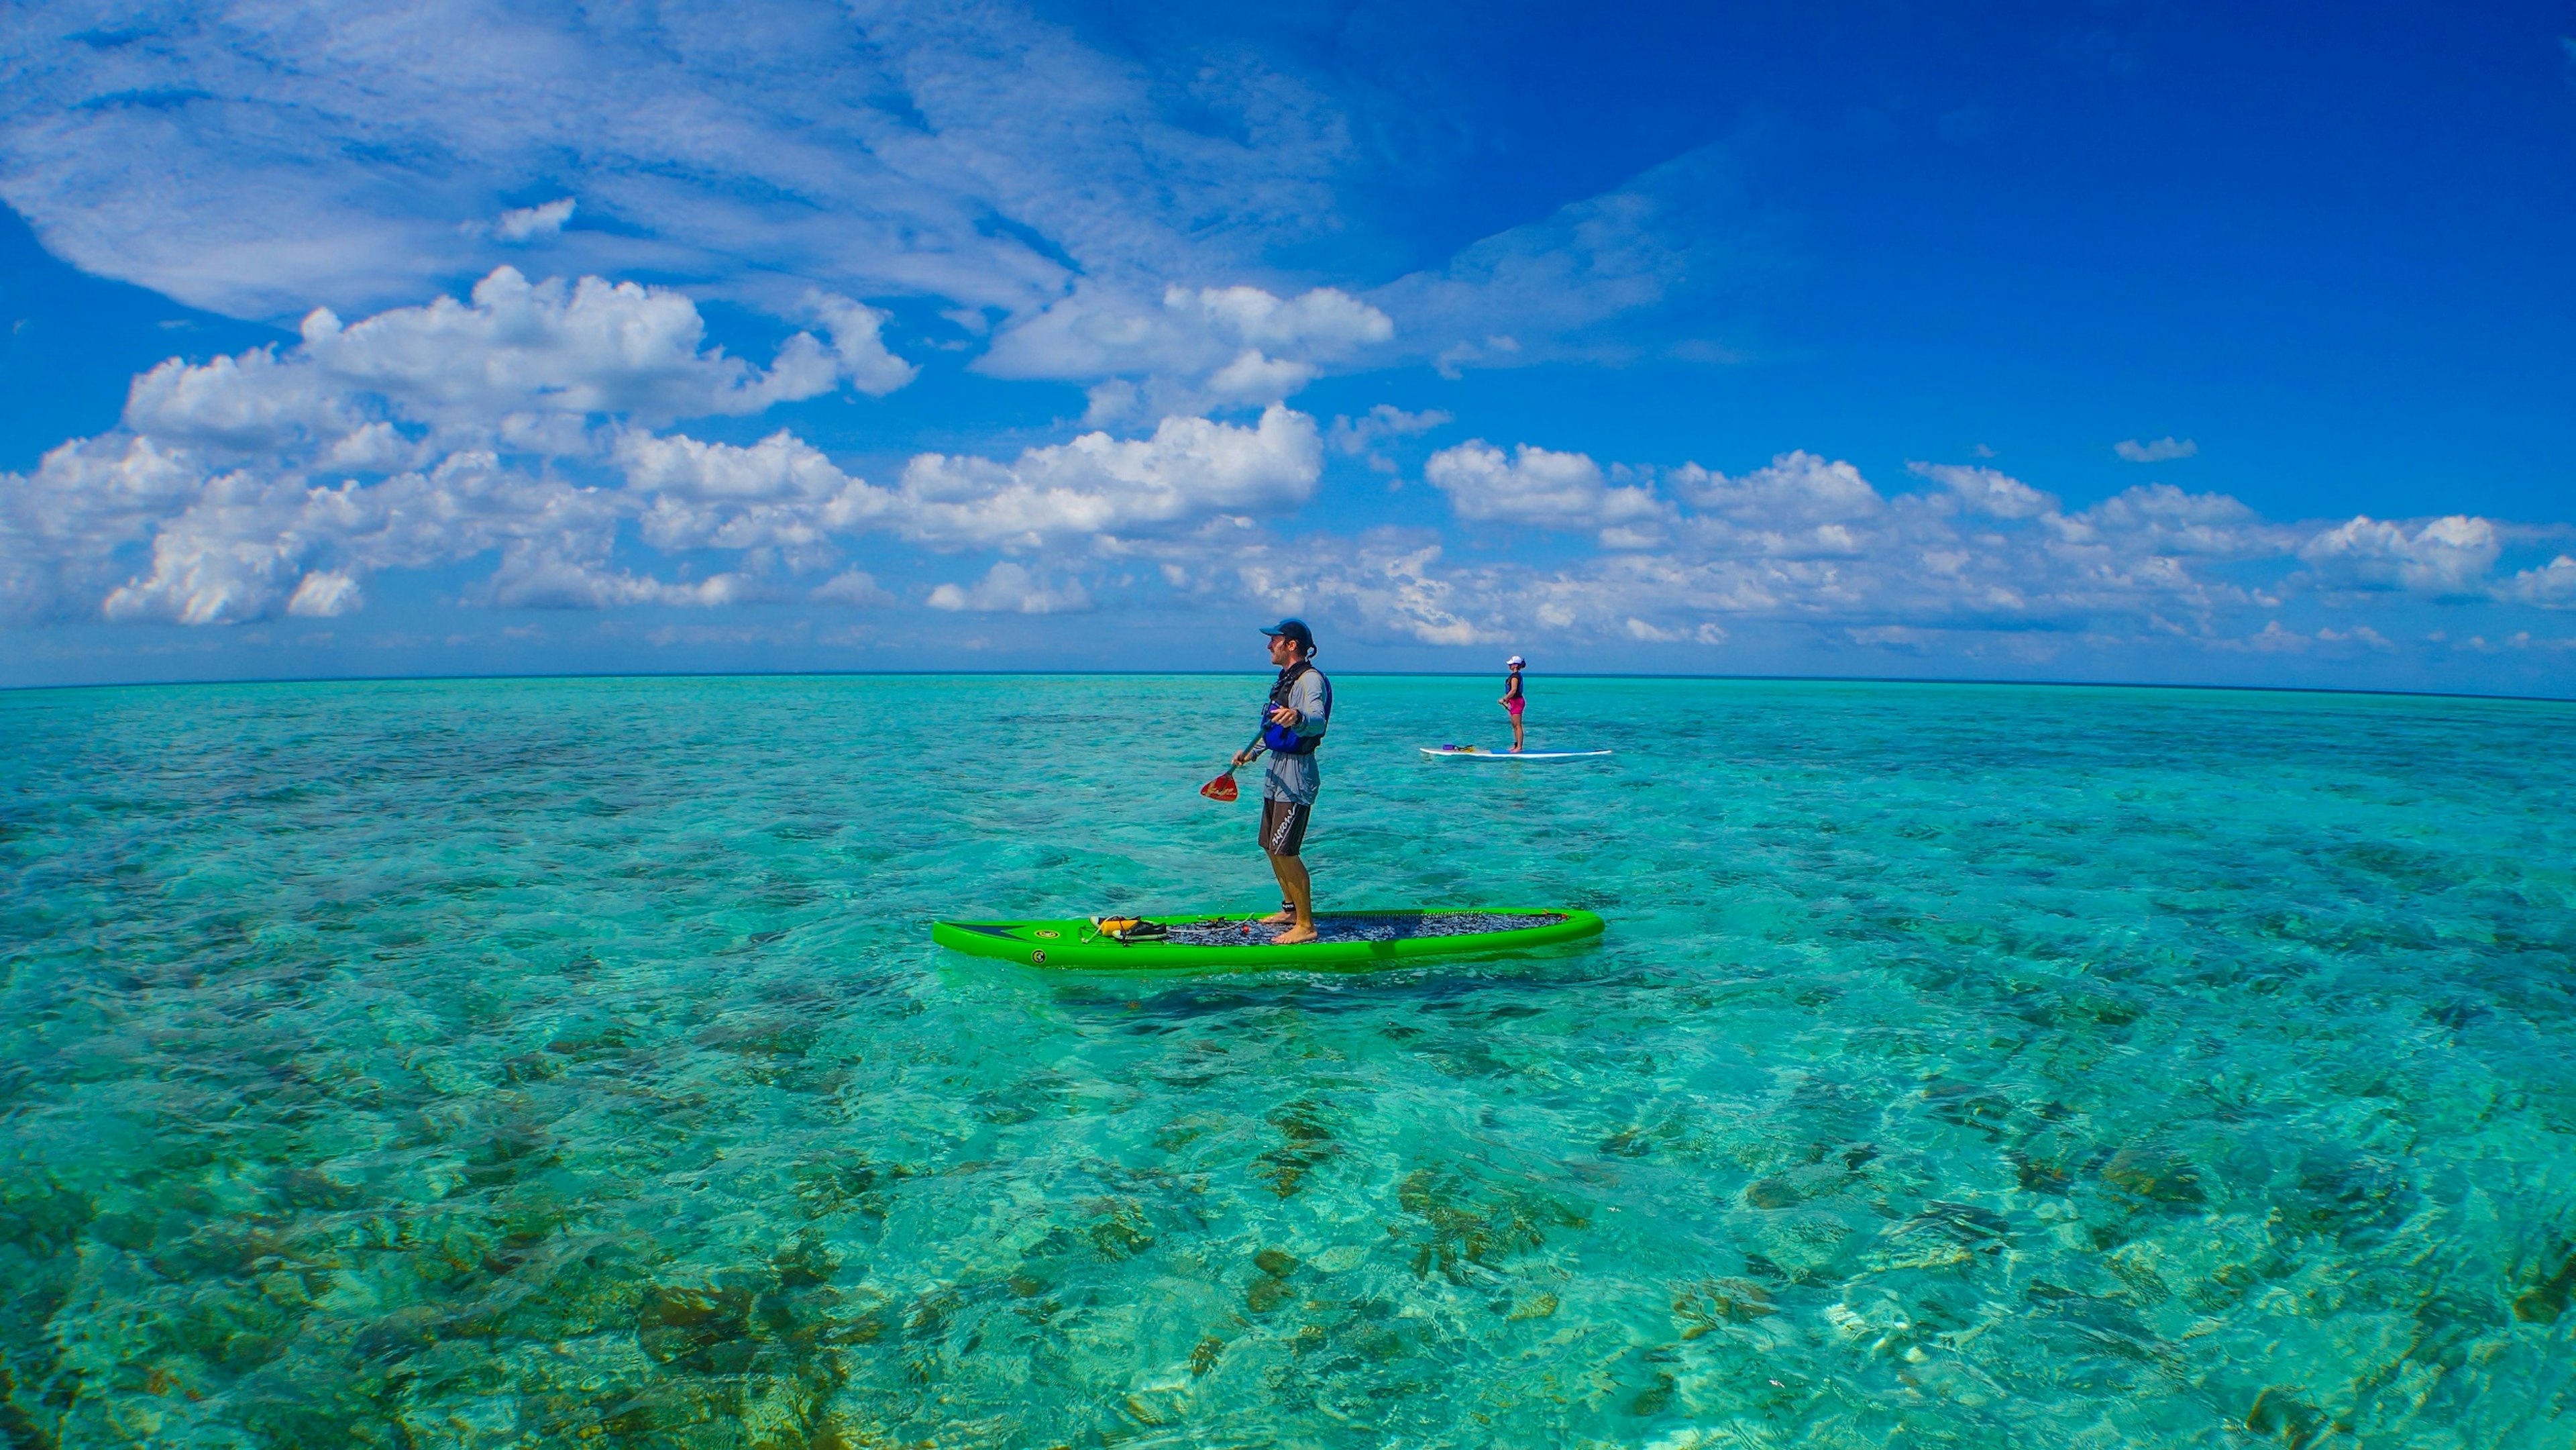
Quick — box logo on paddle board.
[1031,949,1046,963]
[1034,929,1059,939]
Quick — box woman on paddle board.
[1501,654,1526,753]
[1232,619,1331,944]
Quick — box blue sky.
[3,0,2573,692]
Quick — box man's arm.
[1289,672,1328,737]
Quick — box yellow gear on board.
[1087,916,1169,943]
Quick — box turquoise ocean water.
[3,674,2573,1448]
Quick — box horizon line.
[4,667,2569,709]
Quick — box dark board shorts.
[1259,797,1313,857]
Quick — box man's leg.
[1268,853,1316,943]
[1257,797,1296,923]
[1258,797,1318,942]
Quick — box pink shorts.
[1505,698,1524,716]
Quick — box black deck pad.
[1157,912,1568,947]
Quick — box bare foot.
[1270,924,1319,945]
[1256,909,1295,925]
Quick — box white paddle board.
[1420,746,1613,762]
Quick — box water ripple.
[1,676,2570,1447]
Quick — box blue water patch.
[1,674,2571,1446]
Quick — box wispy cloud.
[1372,144,1751,374]
[0,0,1346,323]
[2115,435,2198,462]
[0,1,1774,429]
[1328,405,1451,473]
[1329,405,1450,455]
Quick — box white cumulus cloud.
[616,430,888,567]
[293,267,899,427]
[1219,530,1493,647]
[1354,444,2538,652]
[494,198,576,242]
[287,569,365,617]
[2046,483,2278,558]
[3,368,1329,626]
[928,561,1091,614]
[810,569,894,607]
[117,267,917,468]
[1424,440,1668,542]
[1667,451,1882,556]
[99,472,316,625]
[1907,462,2060,520]
[896,405,1320,550]
[981,283,1392,418]
[806,294,919,397]
[0,264,954,627]
[2505,556,2576,609]
[2300,515,2501,596]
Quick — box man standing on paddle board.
[1234,618,1331,944]
[1501,654,1527,753]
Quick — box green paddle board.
[930,909,1604,972]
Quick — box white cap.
[1506,655,1525,666]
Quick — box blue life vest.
[1260,661,1331,756]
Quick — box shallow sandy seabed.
[1,675,2571,1447]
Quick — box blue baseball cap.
[1260,617,1316,650]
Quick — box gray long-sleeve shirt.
[1261,667,1330,805]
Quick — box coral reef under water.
[1,675,2571,1446]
